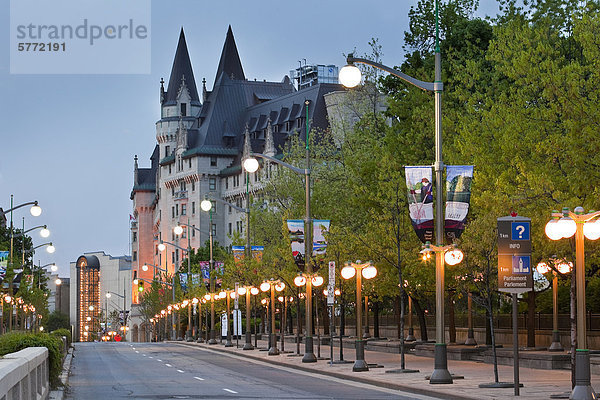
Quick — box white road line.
[135,351,139,353]
[165,363,172,367]
[142,354,146,356]
[223,388,238,394]
[177,369,184,373]
[149,356,153,359]
[157,359,162,362]
[194,377,204,381]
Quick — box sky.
[0,0,503,279]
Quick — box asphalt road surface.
[66,342,439,400]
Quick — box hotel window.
[169,164,172,174]
[181,204,186,215]
[228,223,232,236]
[175,204,179,216]
[192,181,195,192]
[225,178,229,189]
[172,252,175,263]
[210,156,217,167]
[171,187,175,196]
[192,202,195,214]
[172,206,175,218]
[165,145,170,157]
[192,225,196,238]
[133,251,137,261]
[209,177,216,191]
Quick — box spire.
[134,155,139,185]
[202,78,208,102]
[160,78,165,104]
[242,125,251,160]
[215,25,245,83]
[264,119,275,157]
[166,28,200,104]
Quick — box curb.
[49,346,74,400]
[172,341,479,400]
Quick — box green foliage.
[50,328,72,347]
[0,332,63,388]
[44,311,69,332]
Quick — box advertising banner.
[312,220,330,256]
[287,219,305,269]
[445,165,474,242]
[405,166,434,243]
[251,246,264,263]
[0,251,8,278]
[232,246,245,265]
[199,261,224,288]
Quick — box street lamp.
[341,261,377,372]
[261,279,286,355]
[243,113,317,363]
[536,260,572,352]
[339,0,452,384]
[238,286,258,350]
[545,207,600,399]
[158,241,190,340]
[200,199,218,345]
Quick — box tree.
[45,310,70,331]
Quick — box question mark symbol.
[516,225,525,239]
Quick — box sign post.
[497,216,532,396]
[328,261,335,365]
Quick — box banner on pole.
[287,219,305,269]
[445,165,473,242]
[405,166,434,243]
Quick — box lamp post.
[217,289,237,347]
[173,224,193,341]
[260,280,286,355]
[158,241,190,340]
[199,199,218,344]
[294,273,324,357]
[545,207,600,399]
[341,261,377,372]
[243,101,315,363]
[536,260,572,352]
[339,0,454,383]
[238,286,257,350]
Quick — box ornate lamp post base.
[571,350,596,400]
[548,331,563,352]
[243,331,254,350]
[208,329,218,345]
[302,336,317,363]
[464,329,477,346]
[406,327,416,342]
[430,344,453,384]
[353,340,369,372]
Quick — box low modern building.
[69,252,131,342]
[46,273,69,316]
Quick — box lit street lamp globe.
[584,218,600,240]
[106,293,111,298]
[557,216,576,238]
[200,200,212,212]
[545,219,563,241]
[294,275,306,287]
[55,278,62,285]
[173,226,184,236]
[275,282,286,291]
[341,265,356,280]
[40,228,50,238]
[158,243,166,252]
[50,264,58,272]
[362,265,378,280]
[46,245,55,254]
[444,249,464,266]
[250,287,259,295]
[339,64,362,88]
[243,157,259,173]
[30,204,42,217]
[536,262,551,275]
[237,287,247,295]
[311,276,324,287]
[260,282,271,292]
[142,265,148,272]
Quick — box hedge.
[51,328,72,347]
[0,332,63,388]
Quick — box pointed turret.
[264,119,275,157]
[134,155,139,185]
[166,28,200,104]
[214,26,245,83]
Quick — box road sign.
[327,261,335,305]
[497,216,532,293]
[114,334,122,342]
[234,283,239,310]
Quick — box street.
[66,342,438,400]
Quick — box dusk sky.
[1,0,503,278]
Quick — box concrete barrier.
[0,347,49,400]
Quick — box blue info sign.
[512,255,530,274]
[511,221,530,241]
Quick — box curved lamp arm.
[249,153,307,175]
[346,54,437,92]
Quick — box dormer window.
[180,103,187,117]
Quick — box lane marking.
[135,351,139,353]
[223,389,238,394]
[194,377,204,381]
[157,359,162,362]
[142,354,146,356]
[149,356,153,359]
[177,369,184,373]
[165,363,172,367]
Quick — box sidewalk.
[172,336,600,400]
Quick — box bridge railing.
[0,347,49,400]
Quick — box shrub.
[0,332,63,388]
[51,328,72,347]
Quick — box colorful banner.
[287,219,305,269]
[312,220,330,256]
[445,165,473,242]
[251,246,264,263]
[0,251,8,278]
[405,166,434,243]
[199,261,224,288]
[232,246,245,265]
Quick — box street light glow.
[30,204,42,217]
[341,265,356,280]
[444,249,464,266]
[158,243,166,252]
[557,216,577,238]
[237,287,247,295]
[55,278,62,285]
[274,282,286,291]
[362,265,378,280]
[142,265,148,272]
[250,287,259,295]
[173,226,184,236]
[584,219,600,240]
[46,244,55,254]
[294,275,306,287]
[40,228,50,238]
[106,292,111,298]
[243,157,259,173]
[200,199,212,212]
[339,64,362,88]
[260,282,271,292]
[311,276,324,287]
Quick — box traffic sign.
[114,334,122,342]
[497,216,532,293]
